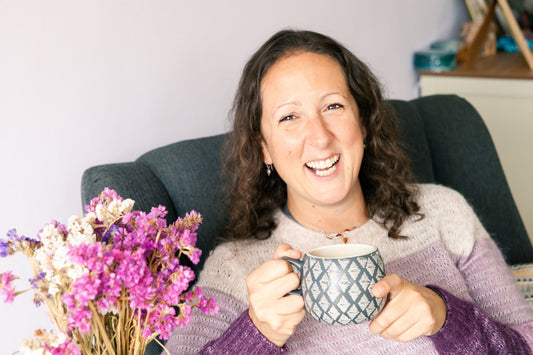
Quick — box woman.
[165,29,533,354]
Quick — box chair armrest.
[81,161,177,222]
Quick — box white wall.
[0,0,468,351]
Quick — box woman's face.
[260,52,366,212]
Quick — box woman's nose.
[305,115,333,148]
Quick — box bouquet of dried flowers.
[0,188,218,354]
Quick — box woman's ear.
[261,138,272,165]
[360,119,367,141]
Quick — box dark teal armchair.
[81,95,533,268]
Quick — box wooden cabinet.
[419,53,533,242]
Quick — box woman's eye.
[279,114,296,122]
[326,103,343,110]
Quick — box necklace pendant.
[322,228,354,243]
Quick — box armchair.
[82,94,533,354]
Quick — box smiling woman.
[163,29,533,354]
[224,30,420,244]
[259,52,367,233]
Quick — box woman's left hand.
[369,273,447,342]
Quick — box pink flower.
[189,248,202,265]
[101,187,123,203]
[66,307,93,333]
[161,266,196,305]
[0,271,17,303]
[141,303,178,340]
[180,229,198,248]
[3,188,218,352]
[183,286,219,315]
[48,337,81,355]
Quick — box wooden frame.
[496,0,533,70]
[462,0,533,70]
[465,0,489,23]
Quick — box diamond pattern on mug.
[302,251,386,325]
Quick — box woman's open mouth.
[305,155,340,177]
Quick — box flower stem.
[88,300,116,355]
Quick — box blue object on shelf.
[430,39,462,53]
[414,49,456,73]
[497,36,533,52]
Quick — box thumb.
[371,273,403,298]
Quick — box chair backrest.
[81,94,533,267]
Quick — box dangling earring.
[265,163,274,176]
[363,139,367,149]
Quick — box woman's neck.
[286,193,369,234]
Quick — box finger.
[273,243,302,260]
[390,323,426,343]
[372,273,403,298]
[369,275,410,335]
[274,294,305,316]
[369,303,407,335]
[260,271,301,298]
[247,259,293,285]
[378,315,417,341]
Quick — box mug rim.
[307,243,378,259]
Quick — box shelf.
[419,52,533,80]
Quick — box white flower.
[121,198,135,213]
[95,204,107,223]
[50,245,70,271]
[84,211,97,224]
[39,224,66,253]
[33,249,48,267]
[50,331,67,347]
[66,264,87,280]
[48,275,62,296]
[108,199,126,217]
[18,330,70,354]
[67,216,96,246]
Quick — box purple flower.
[6,228,39,245]
[0,240,10,257]
[6,228,20,241]
[33,293,43,307]
[28,272,46,289]
[102,224,120,243]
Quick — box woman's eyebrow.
[274,100,301,112]
[320,92,345,101]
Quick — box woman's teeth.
[305,155,340,176]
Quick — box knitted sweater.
[165,184,533,354]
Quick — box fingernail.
[372,284,385,296]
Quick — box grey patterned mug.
[283,244,386,325]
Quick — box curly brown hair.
[222,29,420,241]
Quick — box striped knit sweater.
[165,184,533,354]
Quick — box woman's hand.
[246,243,306,348]
[369,273,447,342]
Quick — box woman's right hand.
[246,243,306,348]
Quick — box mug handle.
[281,256,304,295]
